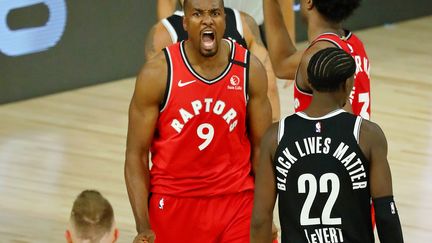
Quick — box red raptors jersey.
[150,39,254,197]
[294,31,371,119]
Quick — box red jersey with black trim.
[150,39,254,197]
[294,31,371,119]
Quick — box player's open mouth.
[201,30,215,49]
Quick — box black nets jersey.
[161,8,248,48]
[275,109,374,243]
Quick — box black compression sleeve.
[373,196,404,243]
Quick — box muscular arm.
[247,54,273,174]
[361,121,393,198]
[145,22,174,61]
[263,0,301,79]
[241,12,280,121]
[157,0,177,20]
[278,0,295,40]
[360,121,404,243]
[250,124,278,242]
[125,52,167,235]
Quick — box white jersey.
[224,0,264,25]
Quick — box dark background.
[1,0,431,104]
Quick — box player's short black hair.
[313,0,361,23]
[183,0,225,13]
[307,47,356,92]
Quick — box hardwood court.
[0,16,431,242]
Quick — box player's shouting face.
[183,0,226,57]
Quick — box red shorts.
[149,191,253,243]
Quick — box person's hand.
[133,229,156,243]
[272,222,278,241]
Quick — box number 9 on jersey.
[197,123,215,150]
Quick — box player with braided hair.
[306,47,357,92]
[251,48,404,243]
[264,0,371,120]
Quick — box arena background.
[1,0,431,104]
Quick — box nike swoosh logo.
[178,80,196,87]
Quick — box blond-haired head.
[66,190,119,243]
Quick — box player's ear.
[345,76,354,95]
[113,228,119,242]
[306,0,314,10]
[65,230,73,243]
[183,16,188,32]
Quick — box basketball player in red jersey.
[263,0,371,120]
[125,0,272,242]
[147,0,281,122]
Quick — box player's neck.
[308,14,344,41]
[304,93,344,117]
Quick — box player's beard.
[200,45,218,57]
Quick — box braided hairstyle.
[313,0,361,23]
[307,47,356,92]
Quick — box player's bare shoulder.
[135,51,168,103]
[239,10,257,27]
[145,21,173,60]
[248,53,268,91]
[249,52,265,71]
[248,53,267,99]
[358,118,388,161]
[239,11,262,45]
[302,41,337,65]
[139,51,167,83]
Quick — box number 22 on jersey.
[298,173,342,226]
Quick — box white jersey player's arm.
[241,11,280,121]
[145,21,175,61]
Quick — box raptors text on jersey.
[150,39,255,197]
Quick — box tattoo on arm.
[244,14,264,46]
[144,26,157,60]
